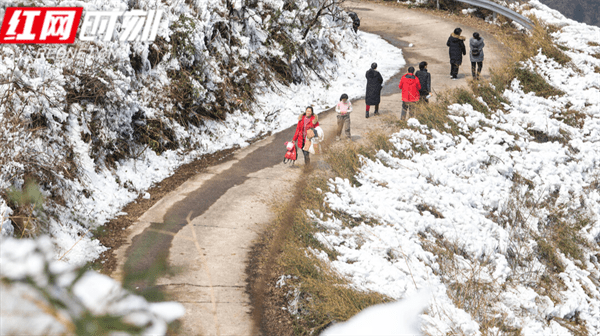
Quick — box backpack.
[471,46,480,57]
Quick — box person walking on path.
[365,62,383,118]
[292,106,319,166]
[348,11,360,33]
[447,28,466,80]
[335,93,352,140]
[415,61,431,103]
[470,32,485,80]
[398,66,421,120]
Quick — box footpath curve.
[110,1,507,335]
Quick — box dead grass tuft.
[455,88,490,116]
[529,19,572,66]
[422,235,522,335]
[416,203,444,219]
[325,127,406,186]
[555,109,586,128]
[366,130,396,154]
[5,179,47,238]
[527,129,568,145]
[513,67,565,98]
[469,79,509,113]
[325,142,370,186]
[411,93,460,136]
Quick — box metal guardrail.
[455,0,533,30]
[434,0,533,30]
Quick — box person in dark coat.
[470,32,485,79]
[348,11,360,33]
[415,61,431,103]
[365,62,383,118]
[446,28,466,80]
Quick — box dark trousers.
[471,61,483,78]
[401,101,414,120]
[302,149,310,165]
[419,91,429,103]
[365,104,379,112]
[450,63,460,78]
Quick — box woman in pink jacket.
[335,93,352,140]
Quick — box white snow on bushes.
[311,2,600,336]
[0,199,13,236]
[0,236,184,335]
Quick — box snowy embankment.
[312,2,600,335]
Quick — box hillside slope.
[539,0,599,27]
[273,1,600,335]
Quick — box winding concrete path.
[111,1,508,335]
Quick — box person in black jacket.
[348,11,360,33]
[446,28,466,80]
[365,62,383,118]
[415,61,431,103]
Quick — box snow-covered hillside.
[311,1,600,335]
[0,0,403,264]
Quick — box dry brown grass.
[422,234,522,336]
[325,142,371,186]
[469,79,509,113]
[5,179,46,238]
[555,108,586,128]
[325,128,403,186]
[269,174,390,335]
[410,93,461,136]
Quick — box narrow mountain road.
[110,1,508,335]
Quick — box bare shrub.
[422,234,522,336]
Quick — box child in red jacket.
[293,106,319,166]
[398,66,421,120]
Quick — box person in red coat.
[293,106,319,166]
[398,66,421,120]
